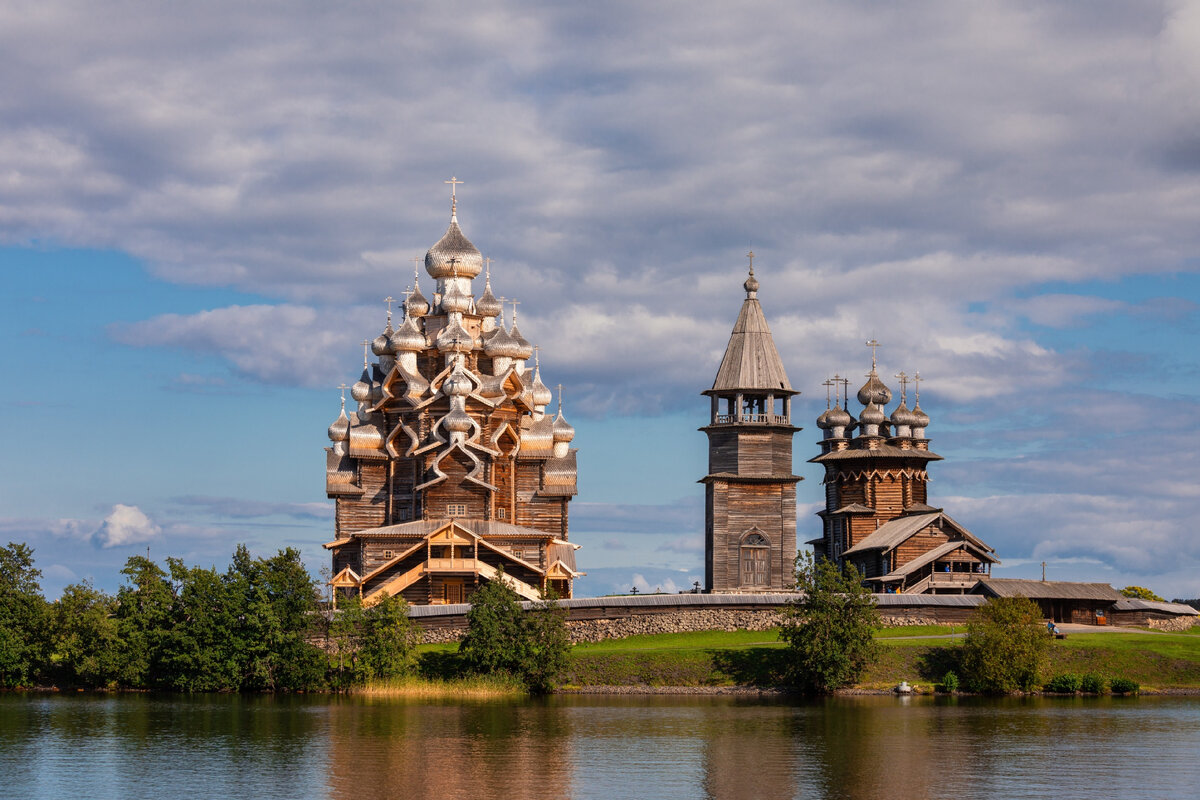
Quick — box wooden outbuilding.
[972,578,1122,624]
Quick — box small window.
[511,547,524,560]
[495,507,507,520]
[446,503,467,517]
[382,549,394,559]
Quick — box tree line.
[0,542,570,694]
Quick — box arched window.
[740,533,769,587]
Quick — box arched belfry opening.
[701,256,800,592]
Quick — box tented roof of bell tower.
[708,293,794,395]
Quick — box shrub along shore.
[4,541,1197,696]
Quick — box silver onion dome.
[552,409,575,443]
[827,404,852,429]
[441,280,473,314]
[857,370,892,407]
[510,322,534,360]
[442,364,473,397]
[351,367,373,403]
[443,405,474,435]
[436,316,475,354]
[425,217,483,280]
[476,280,502,318]
[531,366,553,407]
[890,400,916,428]
[407,284,430,318]
[911,403,930,430]
[372,323,394,357]
[390,316,426,352]
[484,325,521,358]
[816,408,832,430]
[327,405,350,442]
[859,401,885,426]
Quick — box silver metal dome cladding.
[327,407,350,442]
[443,406,473,434]
[484,326,521,358]
[476,282,502,318]
[859,402,885,426]
[890,401,917,427]
[372,325,394,356]
[390,316,426,352]
[510,323,534,360]
[531,367,553,407]
[436,316,475,354]
[442,364,473,397]
[552,410,575,443]
[911,403,930,429]
[351,367,373,402]
[857,370,892,407]
[406,284,430,318]
[440,281,473,314]
[816,408,832,430]
[827,404,852,428]
[425,219,483,279]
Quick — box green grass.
[573,628,783,653]
[874,625,958,638]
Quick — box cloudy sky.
[4,0,1200,599]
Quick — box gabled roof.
[880,540,999,579]
[974,578,1121,602]
[809,444,942,463]
[708,296,793,394]
[843,511,992,556]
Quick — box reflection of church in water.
[322,183,582,606]
[703,258,997,593]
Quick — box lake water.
[2,693,1198,800]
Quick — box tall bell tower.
[701,255,800,592]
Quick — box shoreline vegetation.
[3,542,1197,697]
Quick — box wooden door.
[444,579,464,604]
[741,535,769,587]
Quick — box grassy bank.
[557,627,1200,691]
[354,674,525,699]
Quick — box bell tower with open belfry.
[701,255,801,592]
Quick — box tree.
[1120,585,1165,602]
[960,596,1050,693]
[459,570,527,677]
[0,542,48,687]
[779,553,880,694]
[521,589,571,695]
[46,581,121,688]
[326,592,421,687]
[113,555,176,688]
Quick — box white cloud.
[94,504,161,549]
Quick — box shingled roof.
[708,295,793,394]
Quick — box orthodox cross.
[384,296,394,326]
[483,256,493,282]
[445,176,463,214]
[533,344,541,371]
[557,383,564,414]
[822,377,834,409]
[361,340,371,368]
[895,371,909,403]
[510,298,521,325]
[913,371,922,404]
[497,296,508,326]
[865,339,881,370]
[746,249,755,276]
[836,374,850,408]
[337,383,349,410]
[400,286,413,320]
[411,256,422,279]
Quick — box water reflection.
[2,694,1199,800]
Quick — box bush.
[1109,677,1140,695]
[458,570,571,694]
[1079,673,1106,694]
[780,553,880,694]
[960,596,1050,693]
[1044,673,1082,693]
[939,671,959,693]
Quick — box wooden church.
[323,183,582,605]
[702,258,800,592]
[808,348,998,593]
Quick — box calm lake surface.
[2,693,1198,800]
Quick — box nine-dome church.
[323,185,582,606]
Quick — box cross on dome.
[895,371,909,402]
[361,340,371,368]
[444,176,463,218]
[866,339,881,370]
